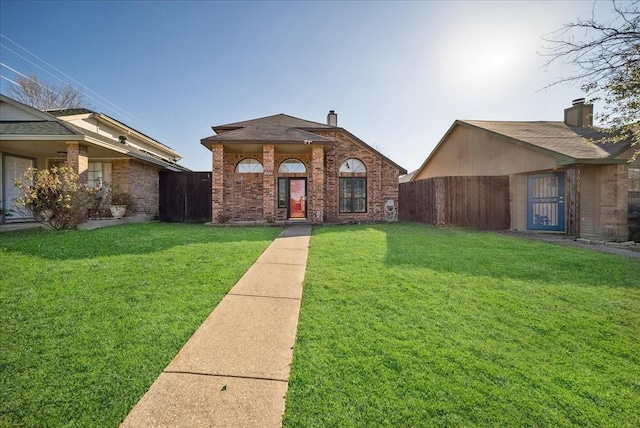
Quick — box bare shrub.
[13,166,96,229]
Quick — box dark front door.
[527,173,565,231]
[288,178,307,219]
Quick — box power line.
[0,33,163,137]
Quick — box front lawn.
[284,223,640,427]
[0,223,281,427]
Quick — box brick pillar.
[66,142,89,183]
[263,145,275,222]
[599,164,629,241]
[567,166,580,237]
[310,145,325,223]
[212,145,225,223]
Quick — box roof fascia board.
[558,158,629,165]
[0,134,85,142]
[56,112,93,121]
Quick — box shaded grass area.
[284,223,640,427]
[0,223,281,427]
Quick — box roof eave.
[93,113,182,159]
[559,158,630,165]
[0,134,85,141]
[200,139,334,150]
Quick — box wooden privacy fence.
[399,176,510,230]
[159,172,211,222]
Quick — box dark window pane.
[278,178,287,208]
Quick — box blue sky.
[0,1,622,172]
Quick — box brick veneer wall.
[222,152,264,221]
[316,130,400,222]
[111,159,161,216]
[129,160,160,216]
[211,130,401,223]
[597,164,629,241]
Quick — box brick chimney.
[327,110,337,126]
[564,98,593,127]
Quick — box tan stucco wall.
[414,125,559,180]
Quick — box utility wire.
[0,34,163,138]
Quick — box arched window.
[339,158,366,173]
[235,158,263,173]
[278,158,306,173]
[339,158,367,213]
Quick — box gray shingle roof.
[46,108,93,117]
[462,120,629,160]
[202,125,333,144]
[0,121,79,136]
[213,114,333,131]
[203,113,407,174]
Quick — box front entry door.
[527,173,565,231]
[3,155,34,220]
[289,179,306,219]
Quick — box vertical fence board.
[159,172,212,222]
[399,176,510,230]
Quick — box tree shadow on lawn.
[354,223,638,289]
[0,223,282,261]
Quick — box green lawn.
[3,222,639,427]
[0,223,281,428]
[283,223,640,427]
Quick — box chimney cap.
[572,98,585,105]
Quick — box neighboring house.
[201,110,406,224]
[411,99,639,241]
[0,94,188,221]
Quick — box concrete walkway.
[120,225,311,428]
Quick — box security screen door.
[527,173,565,231]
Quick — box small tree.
[13,166,96,229]
[8,74,87,110]
[542,0,639,160]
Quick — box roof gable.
[0,94,59,121]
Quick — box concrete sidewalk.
[120,225,311,428]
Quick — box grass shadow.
[381,223,639,288]
[0,223,283,260]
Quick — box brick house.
[201,111,406,223]
[0,94,188,222]
[411,99,639,241]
